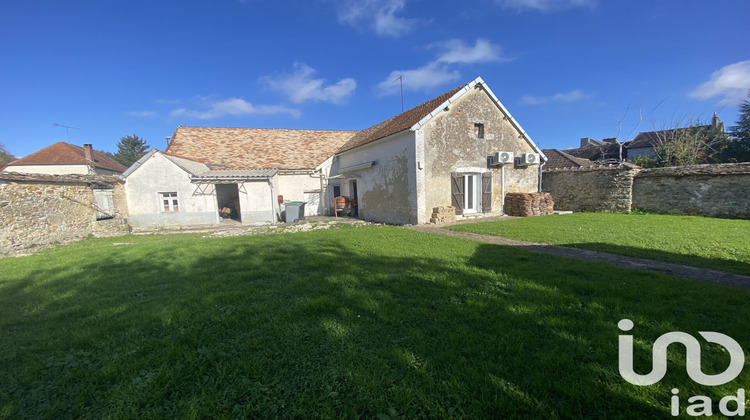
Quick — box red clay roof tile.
[166,127,356,170]
[6,142,127,173]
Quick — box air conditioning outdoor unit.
[520,152,540,165]
[492,151,514,165]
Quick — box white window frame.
[463,173,479,214]
[160,192,179,212]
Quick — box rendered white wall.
[332,131,417,224]
[124,153,218,227]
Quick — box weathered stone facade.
[632,163,750,219]
[0,173,130,256]
[542,164,638,212]
[542,162,750,218]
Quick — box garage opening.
[216,183,241,222]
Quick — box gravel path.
[410,225,750,291]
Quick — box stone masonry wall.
[0,173,130,256]
[542,162,750,219]
[632,163,750,219]
[542,164,638,212]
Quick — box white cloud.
[497,0,596,12]
[170,98,300,120]
[689,60,750,106]
[377,63,461,96]
[337,0,415,38]
[376,38,507,96]
[520,89,592,105]
[126,110,157,118]
[432,39,511,64]
[261,63,356,104]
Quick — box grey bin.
[284,201,306,223]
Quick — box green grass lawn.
[448,213,750,276]
[1,226,748,418]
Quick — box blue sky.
[2,0,749,158]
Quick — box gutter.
[538,161,546,192]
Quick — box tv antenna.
[393,75,404,112]
[53,123,79,142]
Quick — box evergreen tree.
[0,143,15,167]
[113,135,149,167]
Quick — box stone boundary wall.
[542,164,638,213]
[542,162,750,219]
[0,173,130,257]
[632,163,750,219]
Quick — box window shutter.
[482,172,492,213]
[451,172,464,215]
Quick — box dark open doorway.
[216,184,241,222]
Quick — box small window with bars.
[160,192,179,212]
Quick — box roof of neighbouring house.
[542,149,598,170]
[5,141,127,173]
[336,77,545,160]
[166,126,357,170]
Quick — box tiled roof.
[566,141,621,161]
[337,84,467,153]
[166,127,356,170]
[6,142,127,173]
[542,149,597,170]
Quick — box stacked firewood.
[504,192,554,217]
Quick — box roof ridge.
[175,126,358,133]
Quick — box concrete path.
[410,225,750,291]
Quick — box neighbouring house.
[2,142,127,175]
[121,77,546,226]
[541,148,599,170]
[328,77,546,224]
[554,114,726,165]
[626,114,725,160]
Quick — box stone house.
[122,77,546,226]
[2,142,127,175]
[328,77,546,224]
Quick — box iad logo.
[617,319,746,417]
[617,319,744,386]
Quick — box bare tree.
[647,116,728,166]
[611,99,666,163]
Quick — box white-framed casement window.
[160,192,179,212]
[463,173,479,213]
[451,171,492,216]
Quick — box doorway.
[216,184,242,222]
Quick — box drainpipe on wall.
[538,161,545,192]
[500,165,506,214]
[268,178,278,223]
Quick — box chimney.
[580,137,594,147]
[83,143,93,162]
